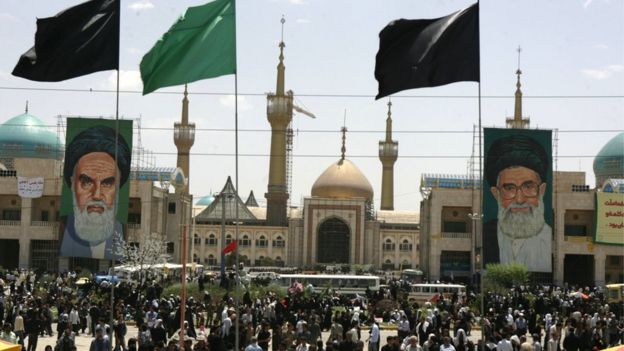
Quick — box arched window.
[239,234,251,247]
[206,254,217,266]
[206,234,217,246]
[193,234,201,245]
[272,235,285,248]
[399,239,412,251]
[225,234,233,245]
[383,238,395,251]
[275,256,284,267]
[256,235,268,248]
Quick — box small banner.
[17,176,44,198]
[594,192,624,245]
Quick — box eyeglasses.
[498,181,541,200]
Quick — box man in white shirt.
[496,334,513,351]
[368,321,380,351]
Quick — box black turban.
[485,134,548,186]
[63,125,131,187]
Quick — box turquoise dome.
[593,132,624,183]
[196,195,215,206]
[0,113,62,159]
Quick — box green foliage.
[77,269,92,279]
[162,282,285,301]
[225,252,249,268]
[484,263,529,292]
[340,264,350,274]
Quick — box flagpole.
[476,1,485,349]
[110,63,121,349]
[233,2,240,351]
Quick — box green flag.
[140,0,235,95]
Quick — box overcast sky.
[0,0,622,211]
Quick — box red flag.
[223,241,237,254]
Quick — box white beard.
[72,193,116,244]
[498,197,545,239]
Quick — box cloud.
[128,0,154,10]
[107,70,143,90]
[219,95,253,111]
[296,18,311,24]
[607,64,624,72]
[289,0,308,4]
[581,64,624,80]
[0,12,19,23]
[594,43,608,50]
[582,0,593,8]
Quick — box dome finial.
[25,100,29,114]
[514,45,523,125]
[341,109,347,161]
[276,16,286,96]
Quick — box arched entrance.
[317,217,350,263]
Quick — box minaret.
[265,17,293,226]
[173,84,195,194]
[379,101,398,210]
[506,46,530,129]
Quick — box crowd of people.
[0,269,622,351]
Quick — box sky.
[0,0,622,211]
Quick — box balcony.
[441,232,472,239]
[31,221,58,227]
[564,235,592,243]
[0,220,20,226]
[127,223,141,229]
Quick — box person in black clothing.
[150,320,167,346]
[89,304,100,337]
[26,308,42,351]
[257,322,272,351]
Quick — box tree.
[484,263,529,292]
[110,231,168,284]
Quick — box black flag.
[12,0,119,82]
[374,3,479,99]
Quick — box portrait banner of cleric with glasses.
[59,118,132,260]
[483,128,553,273]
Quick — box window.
[272,236,285,248]
[128,213,141,224]
[207,254,217,266]
[225,234,233,245]
[275,256,284,267]
[166,242,174,255]
[564,225,587,236]
[2,210,21,221]
[399,239,412,251]
[239,235,251,247]
[206,234,217,246]
[443,221,467,233]
[193,234,201,245]
[256,235,268,247]
[41,211,49,222]
[168,202,176,214]
[383,239,395,251]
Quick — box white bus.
[400,269,424,283]
[407,283,466,304]
[278,274,380,294]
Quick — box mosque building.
[191,37,419,271]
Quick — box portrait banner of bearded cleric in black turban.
[59,118,132,260]
[482,128,553,273]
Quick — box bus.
[606,283,624,304]
[278,274,380,294]
[400,269,424,283]
[407,283,466,304]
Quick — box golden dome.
[311,158,374,201]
